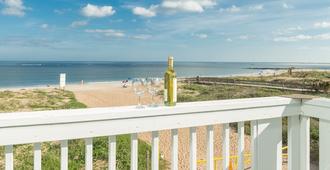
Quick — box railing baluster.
[34,143,42,170]
[319,118,330,170]
[300,116,310,170]
[222,123,230,170]
[109,136,116,170]
[251,120,257,170]
[171,129,178,170]
[5,145,13,170]
[152,131,159,170]
[288,116,300,170]
[237,122,244,170]
[190,127,197,170]
[206,125,214,170]
[61,140,68,170]
[131,133,138,170]
[85,138,93,170]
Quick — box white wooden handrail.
[2,96,330,170]
[0,97,299,146]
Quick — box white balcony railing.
[1,96,330,170]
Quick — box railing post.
[109,136,116,170]
[152,131,159,170]
[206,125,214,170]
[300,116,310,170]
[34,143,42,170]
[5,145,13,170]
[288,115,300,170]
[251,120,258,170]
[223,123,230,170]
[237,122,244,170]
[171,129,178,170]
[320,118,330,170]
[61,140,68,170]
[190,127,197,170]
[85,138,93,170]
[131,133,138,170]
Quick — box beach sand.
[66,82,252,169]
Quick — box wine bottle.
[164,56,177,106]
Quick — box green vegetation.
[0,89,168,170]
[0,89,86,112]
[178,83,298,102]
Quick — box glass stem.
[138,95,141,106]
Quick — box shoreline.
[0,68,329,91]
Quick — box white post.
[251,120,258,170]
[320,119,330,170]
[152,131,159,170]
[300,116,310,170]
[85,138,93,170]
[109,136,116,170]
[190,127,197,170]
[288,116,300,170]
[222,123,230,170]
[206,125,214,170]
[61,140,68,170]
[171,129,178,170]
[237,122,245,170]
[131,133,138,170]
[5,145,13,170]
[255,118,282,170]
[60,73,66,89]
[34,143,42,170]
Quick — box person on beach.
[122,80,128,88]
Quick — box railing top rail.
[302,98,330,121]
[0,96,304,145]
[0,97,296,128]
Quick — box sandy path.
[67,83,252,169]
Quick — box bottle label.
[164,89,168,102]
[173,78,177,103]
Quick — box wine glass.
[147,77,161,107]
[132,78,145,108]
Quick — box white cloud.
[71,20,88,27]
[132,34,152,40]
[132,5,157,17]
[192,33,208,39]
[249,4,263,11]
[85,29,125,38]
[273,26,303,35]
[161,0,216,13]
[220,5,240,13]
[226,38,233,42]
[282,3,293,9]
[1,0,27,16]
[81,4,115,18]
[238,35,249,40]
[274,33,330,42]
[40,24,48,29]
[54,8,71,15]
[314,21,330,28]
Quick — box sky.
[0,0,330,62]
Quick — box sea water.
[0,61,330,88]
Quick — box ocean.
[0,61,330,88]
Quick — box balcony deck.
[1,96,330,170]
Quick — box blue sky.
[0,0,330,62]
